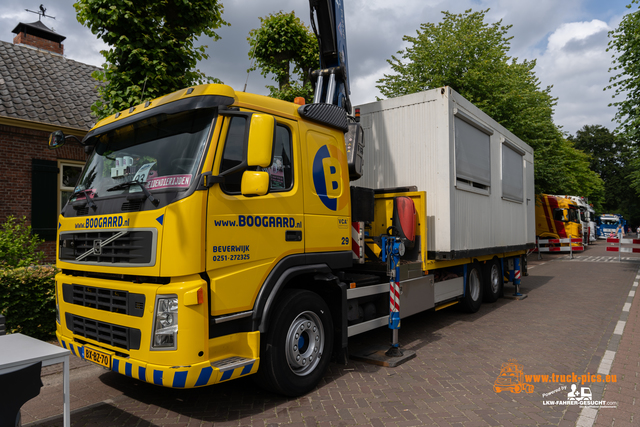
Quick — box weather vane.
[25,4,56,21]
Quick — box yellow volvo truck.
[49,1,534,397]
[50,84,534,396]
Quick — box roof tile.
[0,40,102,130]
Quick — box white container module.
[355,87,536,260]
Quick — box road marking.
[596,350,616,376]
[577,269,638,427]
[577,407,598,427]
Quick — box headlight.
[152,296,178,349]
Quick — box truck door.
[205,115,303,317]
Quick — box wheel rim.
[469,268,481,301]
[490,264,500,295]
[285,310,324,376]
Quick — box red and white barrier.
[536,238,584,259]
[352,221,365,264]
[606,237,640,261]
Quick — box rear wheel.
[460,263,483,313]
[255,289,333,396]
[483,258,503,303]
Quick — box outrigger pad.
[350,345,416,367]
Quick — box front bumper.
[55,271,260,388]
[56,332,258,387]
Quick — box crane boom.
[309,0,351,113]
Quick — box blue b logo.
[312,145,342,211]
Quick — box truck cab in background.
[535,194,583,246]
[598,214,626,238]
[551,195,592,246]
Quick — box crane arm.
[308,0,351,113]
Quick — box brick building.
[0,20,100,261]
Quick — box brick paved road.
[20,242,640,426]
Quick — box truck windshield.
[72,108,215,201]
[553,208,567,222]
[568,208,579,223]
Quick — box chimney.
[12,21,65,55]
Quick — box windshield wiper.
[70,189,97,210]
[107,181,159,207]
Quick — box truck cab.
[598,214,624,238]
[535,194,582,245]
[53,84,353,395]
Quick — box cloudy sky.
[0,0,633,136]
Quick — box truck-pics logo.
[495,360,619,408]
[493,360,535,394]
[312,144,345,211]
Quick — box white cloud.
[533,19,615,134]
[547,20,609,51]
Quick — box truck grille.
[65,313,141,350]
[59,229,156,266]
[62,284,145,317]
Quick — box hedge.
[0,265,58,340]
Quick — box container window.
[454,116,491,189]
[502,143,524,202]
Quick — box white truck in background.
[587,204,596,243]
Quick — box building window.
[59,161,84,212]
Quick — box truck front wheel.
[256,289,333,396]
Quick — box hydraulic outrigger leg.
[382,235,404,357]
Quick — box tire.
[482,258,503,303]
[255,289,333,397]
[460,263,483,313]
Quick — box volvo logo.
[93,240,102,255]
[76,230,129,261]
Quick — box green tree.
[247,11,319,102]
[570,125,639,222]
[607,1,640,204]
[0,216,45,269]
[606,1,640,139]
[75,0,228,119]
[376,9,603,201]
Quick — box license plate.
[84,346,112,369]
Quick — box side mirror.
[48,130,66,149]
[246,114,275,168]
[241,171,270,197]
